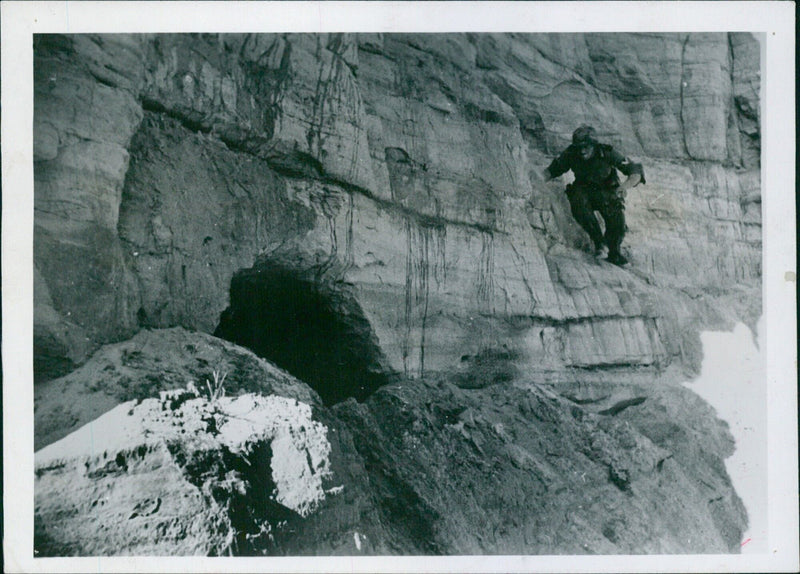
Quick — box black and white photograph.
[2,2,797,572]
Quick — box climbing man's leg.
[566,184,604,254]
[599,189,627,266]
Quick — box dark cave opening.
[214,264,391,406]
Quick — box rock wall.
[34,32,760,386]
[33,32,761,555]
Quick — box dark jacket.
[547,143,645,189]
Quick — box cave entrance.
[214,263,390,406]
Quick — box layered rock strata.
[34,33,760,386]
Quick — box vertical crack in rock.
[245,34,294,142]
[402,220,431,378]
[725,32,740,167]
[401,218,446,379]
[477,230,496,315]
[418,228,430,379]
[679,34,695,160]
[344,192,356,273]
[434,222,447,287]
[403,221,414,376]
[308,34,359,163]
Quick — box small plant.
[205,369,228,403]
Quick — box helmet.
[572,125,597,146]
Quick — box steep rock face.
[34,35,146,378]
[33,32,761,555]
[34,32,760,387]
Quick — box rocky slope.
[35,328,744,555]
[34,33,760,555]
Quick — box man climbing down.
[543,125,645,266]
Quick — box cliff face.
[33,33,760,555]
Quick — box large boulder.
[36,389,337,555]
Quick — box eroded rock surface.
[35,330,745,555]
[35,32,760,385]
[33,32,760,555]
[36,385,338,555]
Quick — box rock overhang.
[214,260,393,406]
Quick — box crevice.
[506,312,661,329]
[325,174,501,236]
[141,97,213,134]
[678,34,695,160]
[563,394,611,406]
[89,70,118,89]
[725,32,739,167]
[572,361,658,372]
[598,396,647,416]
[166,439,299,555]
[357,41,387,58]
[608,464,631,492]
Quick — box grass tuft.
[205,369,228,403]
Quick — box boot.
[606,250,628,266]
[593,238,605,257]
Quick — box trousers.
[565,183,626,255]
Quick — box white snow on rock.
[36,388,334,518]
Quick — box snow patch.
[36,389,334,518]
[685,318,767,554]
